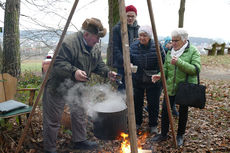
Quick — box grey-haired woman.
[151,28,201,147]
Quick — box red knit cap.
[126,5,137,15]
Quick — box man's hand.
[75,69,88,82]
[108,71,117,81]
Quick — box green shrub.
[16,70,42,103]
[18,70,42,88]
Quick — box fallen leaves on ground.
[1,55,230,152]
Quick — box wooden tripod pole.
[118,0,138,153]
[15,0,80,152]
[146,0,177,147]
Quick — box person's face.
[172,36,186,51]
[166,41,172,49]
[126,11,136,25]
[84,32,100,47]
[139,32,150,46]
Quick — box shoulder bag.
[175,65,206,109]
[142,69,158,83]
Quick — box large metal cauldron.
[93,107,128,140]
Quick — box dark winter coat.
[46,31,110,95]
[112,21,140,69]
[130,39,165,83]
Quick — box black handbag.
[175,65,206,109]
[142,69,158,83]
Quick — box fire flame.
[119,132,148,153]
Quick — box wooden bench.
[225,46,230,54]
[205,43,226,56]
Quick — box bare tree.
[2,0,21,77]
[0,0,103,63]
[0,43,2,72]
[18,0,97,59]
[106,0,119,67]
[178,0,186,28]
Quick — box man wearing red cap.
[113,5,140,92]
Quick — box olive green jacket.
[163,42,201,96]
[46,31,110,95]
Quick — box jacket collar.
[184,40,190,52]
[79,31,93,55]
[139,39,152,49]
[127,20,138,28]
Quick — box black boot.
[151,133,168,142]
[176,135,184,147]
[73,140,98,150]
[44,151,57,153]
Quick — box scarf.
[171,41,188,58]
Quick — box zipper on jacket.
[172,66,177,94]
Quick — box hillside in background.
[0,30,227,57]
[100,32,216,46]
[0,29,218,45]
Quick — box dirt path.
[200,54,230,81]
[201,68,230,80]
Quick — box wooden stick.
[15,0,80,152]
[140,150,152,153]
[118,0,138,153]
[146,0,177,147]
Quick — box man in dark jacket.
[112,5,140,91]
[43,18,117,153]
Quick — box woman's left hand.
[171,56,178,65]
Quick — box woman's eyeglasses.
[172,39,180,42]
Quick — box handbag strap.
[194,65,200,85]
[185,64,200,85]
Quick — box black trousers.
[133,81,162,127]
[161,96,189,136]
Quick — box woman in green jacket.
[151,28,201,147]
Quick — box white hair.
[138,25,153,38]
[171,28,188,41]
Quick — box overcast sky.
[0,0,229,42]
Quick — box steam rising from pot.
[58,79,127,120]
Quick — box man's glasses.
[127,15,135,18]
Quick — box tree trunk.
[3,0,21,78]
[178,0,186,28]
[0,28,3,72]
[106,0,119,67]
[0,44,2,72]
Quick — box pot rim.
[93,106,127,114]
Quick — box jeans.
[133,81,162,127]
[161,96,189,136]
